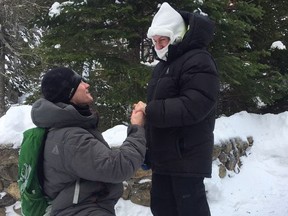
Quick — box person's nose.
[155,42,163,50]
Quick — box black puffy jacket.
[145,12,220,177]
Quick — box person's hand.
[133,101,147,114]
[130,110,145,126]
[130,101,147,126]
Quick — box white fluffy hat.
[147,2,186,44]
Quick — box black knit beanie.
[41,67,82,103]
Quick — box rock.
[232,149,240,163]
[222,141,233,154]
[0,193,15,208]
[122,181,132,200]
[212,145,222,160]
[0,164,18,182]
[218,152,228,164]
[0,180,3,192]
[130,182,151,207]
[6,182,20,201]
[247,136,254,146]
[14,204,22,215]
[218,164,227,178]
[0,208,6,216]
[225,154,237,171]
[0,147,19,165]
[133,169,152,179]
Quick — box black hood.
[167,12,215,62]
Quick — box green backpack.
[18,127,51,216]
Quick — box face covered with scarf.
[147,2,186,61]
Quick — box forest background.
[0,0,287,131]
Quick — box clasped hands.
[130,101,147,126]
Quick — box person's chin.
[87,96,94,104]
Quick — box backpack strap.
[37,128,49,193]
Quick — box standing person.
[31,67,146,216]
[135,2,219,216]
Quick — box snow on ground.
[1,106,287,216]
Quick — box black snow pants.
[150,173,211,216]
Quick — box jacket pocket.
[150,128,183,163]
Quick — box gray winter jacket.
[31,98,146,216]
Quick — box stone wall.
[0,136,253,215]
[0,145,21,216]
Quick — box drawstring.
[73,179,80,204]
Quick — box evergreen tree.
[34,0,288,128]
[139,0,288,115]
[0,0,50,116]
[251,0,288,113]
[194,0,288,115]
[36,0,154,130]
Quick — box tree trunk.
[0,38,6,117]
[0,0,7,117]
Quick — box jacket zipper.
[152,65,169,100]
